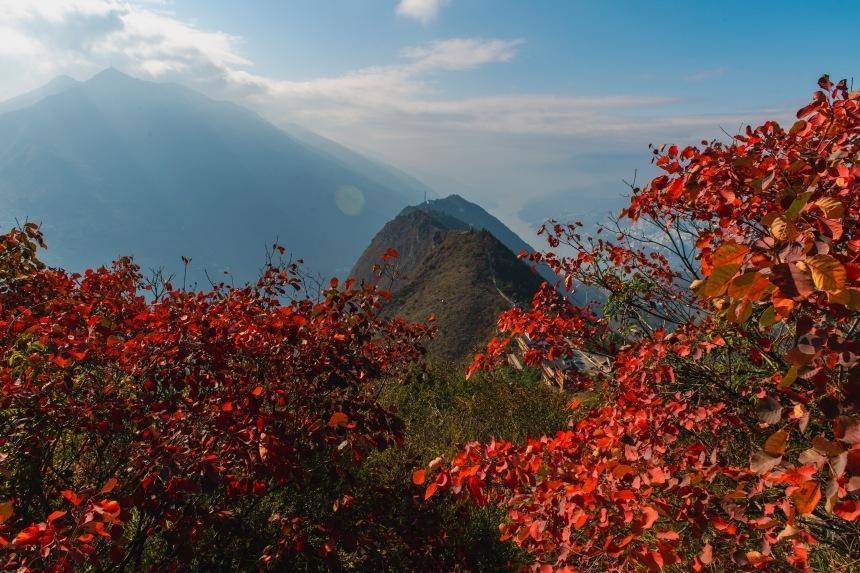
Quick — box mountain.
[415,195,535,259]
[349,207,467,292]
[281,123,436,205]
[0,69,426,284]
[386,228,542,362]
[0,75,80,115]
[350,202,543,362]
[415,194,583,301]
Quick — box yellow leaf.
[778,366,798,389]
[770,216,798,242]
[758,305,777,329]
[764,429,788,456]
[805,255,846,292]
[828,288,860,310]
[785,191,812,221]
[702,264,741,298]
[813,197,844,219]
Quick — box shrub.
[424,77,859,572]
[0,226,431,571]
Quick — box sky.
[0,0,857,242]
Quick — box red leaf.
[424,482,439,501]
[100,478,118,494]
[833,500,860,521]
[792,481,821,515]
[412,469,426,486]
[47,510,66,523]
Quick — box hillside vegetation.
[385,229,542,362]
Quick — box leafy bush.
[424,77,860,572]
[0,225,432,572]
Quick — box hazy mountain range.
[0,69,433,284]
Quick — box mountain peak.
[350,200,543,362]
[87,67,141,86]
[383,225,542,362]
[44,75,79,90]
[94,66,132,79]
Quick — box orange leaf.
[641,506,659,529]
[100,478,118,494]
[12,526,40,546]
[702,264,741,297]
[764,429,788,456]
[711,241,749,267]
[0,501,12,525]
[792,481,821,515]
[61,490,83,507]
[813,197,844,219]
[328,412,349,428]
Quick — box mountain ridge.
[350,197,544,362]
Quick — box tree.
[424,77,859,571]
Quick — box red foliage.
[0,226,430,571]
[425,77,859,571]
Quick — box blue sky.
[0,0,856,240]
[170,0,856,106]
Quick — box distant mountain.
[350,201,543,362]
[0,75,80,115]
[0,69,427,284]
[282,123,436,205]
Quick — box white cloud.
[401,38,522,71]
[396,0,451,24]
[0,0,250,97]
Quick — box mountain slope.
[0,75,80,115]
[385,228,542,362]
[348,207,469,291]
[0,69,423,283]
[413,194,575,300]
[282,123,435,205]
[350,201,544,362]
